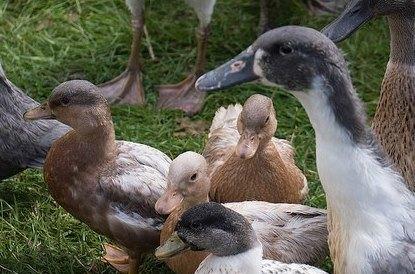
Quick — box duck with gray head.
[196,26,415,273]
[322,0,415,191]
[24,80,172,274]
[156,202,327,274]
[0,63,69,180]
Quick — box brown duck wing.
[225,201,328,266]
[203,104,242,177]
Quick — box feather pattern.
[0,63,69,179]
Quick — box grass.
[0,0,390,273]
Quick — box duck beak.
[155,185,184,215]
[322,0,374,43]
[235,131,259,159]
[196,48,259,92]
[155,232,190,260]
[24,102,56,121]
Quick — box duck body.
[195,26,415,273]
[204,97,307,204]
[157,152,328,274]
[25,80,171,272]
[0,64,69,179]
[157,202,327,274]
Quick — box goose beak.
[235,131,259,159]
[155,232,190,260]
[24,102,56,121]
[155,185,184,215]
[322,0,374,43]
[195,48,258,92]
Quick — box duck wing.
[0,64,69,178]
[225,201,328,265]
[261,260,328,274]
[203,104,242,177]
[99,141,171,232]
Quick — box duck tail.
[209,104,242,135]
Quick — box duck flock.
[1,0,415,273]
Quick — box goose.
[323,0,415,191]
[0,63,69,180]
[204,94,308,203]
[24,80,171,274]
[156,202,328,274]
[155,151,328,274]
[195,26,415,273]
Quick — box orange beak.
[155,184,184,215]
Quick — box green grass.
[0,0,389,273]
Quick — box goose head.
[155,202,257,259]
[323,0,415,43]
[155,151,210,215]
[24,80,111,134]
[236,94,277,159]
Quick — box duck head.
[24,80,110,133]
[323,0,415,43]
[155,202,257,259]
[196,26,345,94]
[236,94,277,159]
[155,152,210,215]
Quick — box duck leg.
[102,243,130,273]
[156,25,210,116]
[304,0,346,15]
[99,2,145,105]
[258,0,273,35]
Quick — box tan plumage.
[155,152,328,274]
[204,94,308,203]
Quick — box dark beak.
[24,102,56,121]
[322,0,374,43]
[195,48,259,92]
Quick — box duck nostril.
[230,61,246,72]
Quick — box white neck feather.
[196,244,263,274]
[292,77,415,270]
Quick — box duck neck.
[181,193,210,212]
[388,15,415,64]
[293,74,412,229]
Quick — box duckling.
[155,151,328,274]
[99,0,145,105]
[156,202,328,274]
[204,94,307,203]
[24,80,171,274]
[196,26,415,273]
[0,63,69,180]
[323,0,415,191]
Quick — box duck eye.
[280,45,293,55]
[60,97,70,106]
[190,173,197,181]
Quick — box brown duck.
[155,151,328,274]
[204,94,308,203]
[24,80,171,274]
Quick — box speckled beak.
[24,102,56,121]
[195,48,258,92]
[235,131,259,159]
[155,232,190,260]
[322,0,374,43]
[155,185,184,215]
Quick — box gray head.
[155,152,210,215]
[24,80,110,132]
[236,94,277,159]
[155,202,257,259]
[196,26,369,143]
[323,0,415,42]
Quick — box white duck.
[196,26,415,273]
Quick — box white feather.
[185,0,217,27]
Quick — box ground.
[0,0,389,273]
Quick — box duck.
[196,26,415,273]
[0,62,69,180]
[23,80,171,274]
[322,0,415,191]
[204,94,308,203]
[155,151,328,274]
[156,202,328,274]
